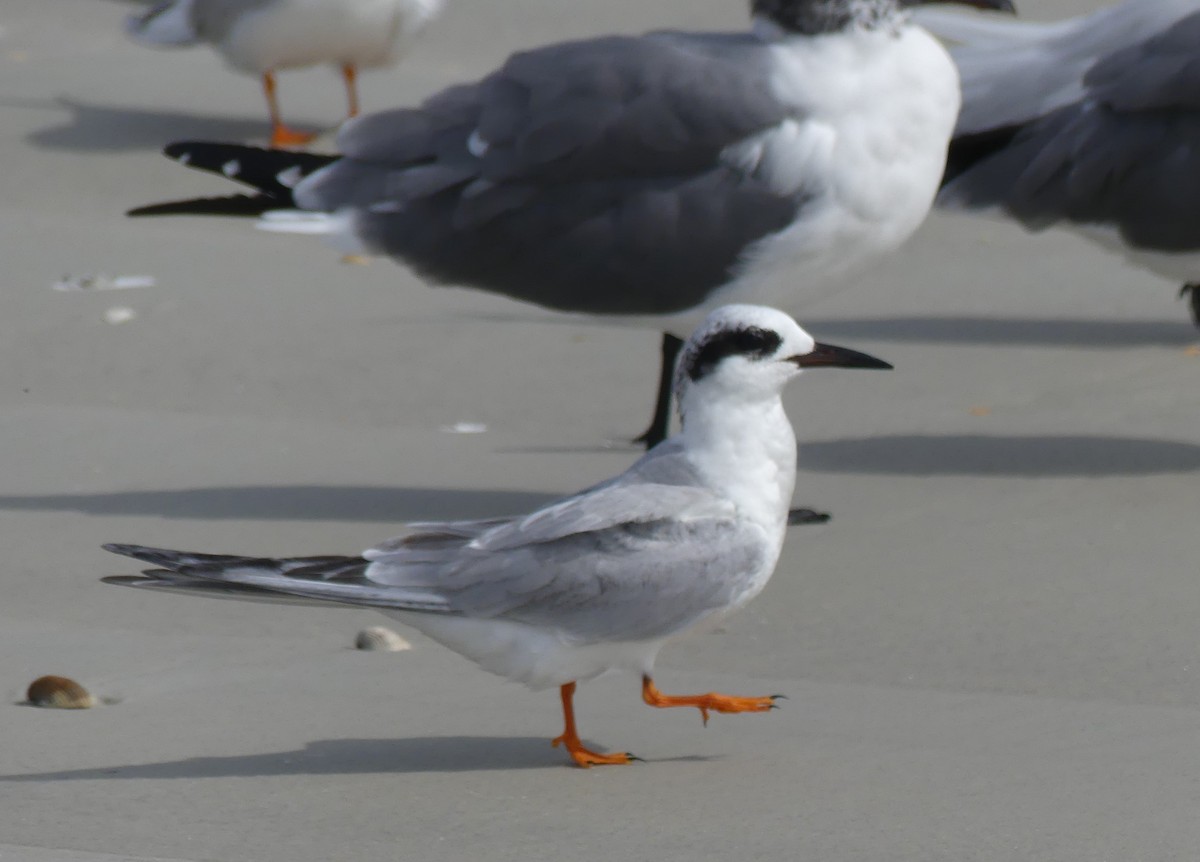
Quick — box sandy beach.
[2,0,1200,859]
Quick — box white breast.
[218,0,443,72]
[700,24,961,321]
[387,610,671,690]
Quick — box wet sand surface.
[2,1,1199,859]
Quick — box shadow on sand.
[0,736,714,778]
[800,434,1200,477]
[0,486,557,522]
[13,96,321,152]
[804,315,1196,348]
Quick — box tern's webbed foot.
[553,681,637,767]
[552,733,637,768]
[642,677,782,726]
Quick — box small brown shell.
[354,627,412,652]
[26,675,96,709]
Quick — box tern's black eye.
[684,326,783,382]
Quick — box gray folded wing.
[364,453,769,642]
[941,8,1200,253]
[293,32,811,315]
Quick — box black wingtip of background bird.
[163,141,334,188]
[126,194,281,217]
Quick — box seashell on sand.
[355,626,412,652]
[26,675,96,709]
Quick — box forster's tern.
[103,304,891,767]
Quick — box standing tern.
[103,304,892,768]
[126,0,445,147]
[920,0,1200,325]
[128,0,1011,448]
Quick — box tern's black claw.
[788,508,831,526]
[627,753,644,763]
[769,694,788,701]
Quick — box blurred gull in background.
[128,0,1011,455]
[920,0,1200,325]
[127,0,445,146]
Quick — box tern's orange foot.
[552,734,637,768]
[552,682,637,767]
[642,676,782,726]
[269,125,319,149]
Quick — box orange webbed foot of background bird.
[261,71,320,149]
[642,676,782,725]
[269,125,319,148]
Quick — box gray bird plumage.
[942,9,1200,254]
[365,440,768,642]
[131,0,983,446]
[296,33,808,316]
[188,0,277,44]
[106,440,765,644]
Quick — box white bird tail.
[101,543,442,611]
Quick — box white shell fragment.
[439,422,488,435]
[26,675,96,709]
[53,274,156,292]
[355,626,412,652]
[103,306,138,325]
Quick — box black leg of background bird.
[788,508,831,526]
[632,333,831,526]
[1181,283,1200,327]
[632,332,685,448]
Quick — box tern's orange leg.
[341,63,360,120]
[642,676,782,726]
[551,682,636,768]
[262,71,318,148]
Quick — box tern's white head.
[674,304,891,416]
[671,304,890,529]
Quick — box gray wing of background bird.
[365,441,769,642]
[189,0,277,43]
[294,32,812,316]
[919,0,1200,131]
[936,3,1200,253]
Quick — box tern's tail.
[102,543,432,610]
[127,142,337,217]
[126,0,202,47]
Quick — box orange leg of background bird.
[262,71,318,148]
[551,682,636,768]
[341,63,360,120]
[642,676,781,726]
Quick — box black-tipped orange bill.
[791,343,892,370]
